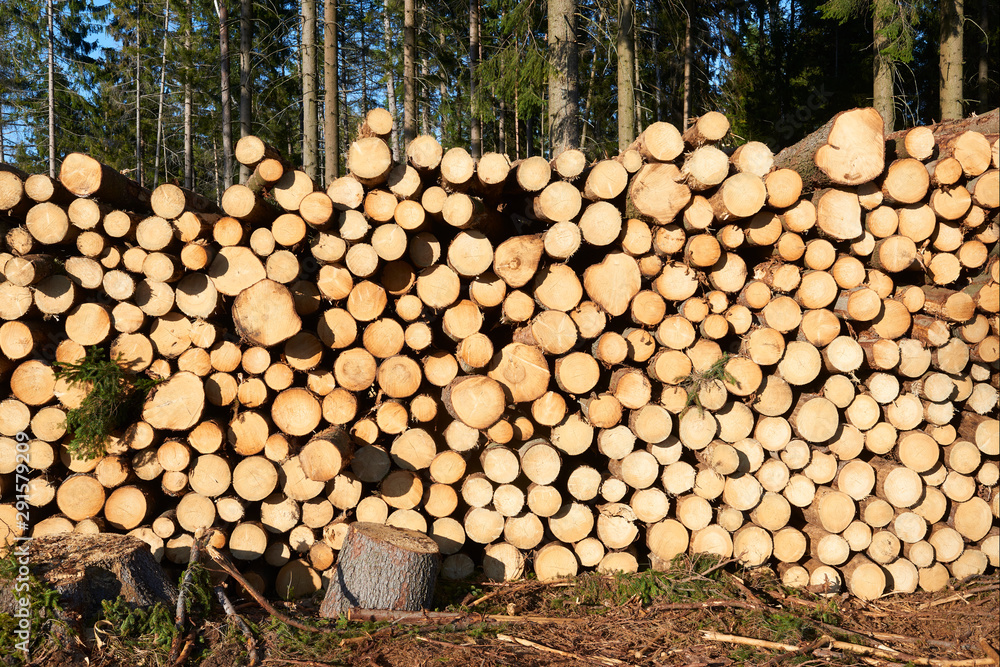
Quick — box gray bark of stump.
[320,522,440,618]
[0,534,176,622]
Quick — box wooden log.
[59,153,151,210]
[772,107,885,189]
[730,141,773,177]
[318,523,439,616]
[232,279,302,347]
[631,121,684,161]
[348,137,393,186]
[151,183,219,220]
[709,173,766,221]
[681,146,729,191]
[405,134,443,174]
[627,163,691,224]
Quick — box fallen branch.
[870,631,977,652]
[761,635,836,667]
[469,579,541,607]
[921,584,1000,609]
[415,636,480,648]
[497,633,629,666]
[215,582,261,667]
[169,528,207,666]
[633,628,675,660]
[647,599,762,613]
[980,641,1000,667]
[698,557,740,578]
[347,608,588,625]
[702,631,999,666]
[206,545,331,634]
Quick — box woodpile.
[1,106,998,602]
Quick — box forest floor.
[15,555,1000,667]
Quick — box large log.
[59,153,151,210]
[773,108,885,190]
[319,523,440,617]
[0,534,176,622]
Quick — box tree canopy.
[1,0,995,196]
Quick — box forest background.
[0,0,996,200]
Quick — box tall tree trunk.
[219,0,234,190]
[213,136,220,198]
[384,0,400,161]
[403,0,416,146]
[978,0,989,113]
[184,0,193,189]
[581,5,603,151]
[617,0,635,151]
[154,0,171,189]
[653,6,662,121]
[525,115,533,157]
[438,29,446,141]
[420,7,430,137]
[499,100,505,154]
[939,0,964,120]
[324,0,339,183]
[634,18,641,131]
[682,0,692,130]
[136,6,144,187]
[514,80,520,159]
[302,0,318,180]
[361,13,369,111]
[240,0,252,182]
[872,0,895,132]
[469,0,481,158]
[420,54,430,135]
[341,24,350,151]
[47,0,55,178]
[547,0,579,155]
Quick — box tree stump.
[0,534,176,623]
[319,522,440,618]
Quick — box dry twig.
[206,545,331,634]
[497,633,629,665]
[702,631,999,666]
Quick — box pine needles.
[676,353,738,415]
[53,346,160,460]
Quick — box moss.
[0,549,66,662]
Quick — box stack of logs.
[0,105,997,603]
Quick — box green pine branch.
[53,346,161,461]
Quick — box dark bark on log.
[320,522,440,617]
[885,108,999,158]
[0,534,176,623]
[772,108,885,192]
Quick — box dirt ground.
[17,559,1000,667]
